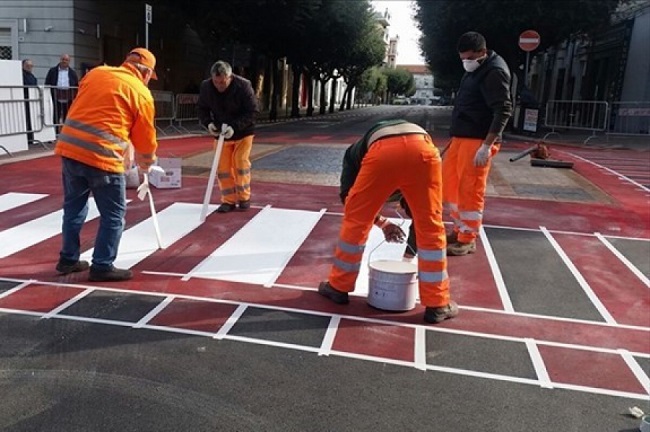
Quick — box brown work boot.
[56,259,90,275]
[88,265,133,282]
[318,281,349,305]
[238,200,251,210]
[447,241,476,256]
[424,301,459,323]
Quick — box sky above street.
[371,0,425,65]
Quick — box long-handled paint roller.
[137,166,166,249]
[200,123,228,222]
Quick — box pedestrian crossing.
[0,191,649,401]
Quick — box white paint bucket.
[641,415,650,432]
[367,260,418,311]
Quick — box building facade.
[527,0,650,104]
[397,64,435,105]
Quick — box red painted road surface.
[1,136,649,400]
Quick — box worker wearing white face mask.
[443,32,512,256]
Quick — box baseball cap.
[126,47,158,80]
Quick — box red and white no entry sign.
[519,30,540,52]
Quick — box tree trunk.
[290,63,302,118]
[329,77,337,114]
[346,86,353,110]
[269,58,280,121]
[319,79,327,115]
[339,85,348,111]
[306,72,314,117]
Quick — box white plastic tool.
[200,123,228,222]
[137,166,166,249]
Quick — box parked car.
[392,96,409,105]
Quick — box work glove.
[473,143,492,167]
[207,122,219,136]
[224,125,234,139]
[382,222,406,243]
[136,166,165,200]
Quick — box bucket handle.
[368,208,417,265]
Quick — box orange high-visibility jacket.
[55,63,157,173]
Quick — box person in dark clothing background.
[22,59,37,143]
[45,54,79,131]
[197,60,259,213]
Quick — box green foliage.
[382,67,415,96]
[415,0,621,90]
[358,67,387,100]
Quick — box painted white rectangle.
[186,207,323,285]
[0,192,47,213]
[0,198,100,258]
[354,217,411,297]
[81,202,218,269]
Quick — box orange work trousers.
[215,135,254,204]
[328,134,450,308]
[442,137,499,243]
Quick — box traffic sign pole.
[518,30,540,88]
[145,4,152,49]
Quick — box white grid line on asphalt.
[541,226,617,325]
[595,232,650,288]
[479,225,514,312]
[318,315,340,356]
[525,338,553,389]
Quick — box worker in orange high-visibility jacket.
[54,47,158,283]
[444,31,512,256]
[319,120,458,324]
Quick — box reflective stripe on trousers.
[442,136,498,243]
[216,135,254,204]
[328,134,450,308]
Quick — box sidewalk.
[506,127,650,151]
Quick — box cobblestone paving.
[181,144,612,203]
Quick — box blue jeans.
[60,157,126,271]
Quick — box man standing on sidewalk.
[54,48,158,282]
[198,61,259,213]
[444,31,512,256]
[318,120,458,324]
[45,54,79,132]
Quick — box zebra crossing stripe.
[184,206,324,285]
[81,202,218,269]
[0,192,48,213]
[0,198,101,259]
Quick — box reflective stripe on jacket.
[54,63,157,173]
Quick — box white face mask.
[462,59,482,73]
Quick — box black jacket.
[44,66,79,88]
[450,51,512,139]
[22,70,37,86]
[197,75,259,140]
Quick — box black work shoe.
[216,203,236,213]
[88,266,133,282]
[447,241,476,256]
[56,260,90,275]
[424,301,459,323]
[238,200,251,210]
[318,281,349,305]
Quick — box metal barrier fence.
[174,93,202,133]
[0,85,54,156]
[544,100,609,143]
[151,90,180,135]
[42,85,78,132]
[607,101,650,137]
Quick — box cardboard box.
[150,157,182,189]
